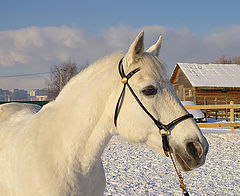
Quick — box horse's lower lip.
[175,154,192,171]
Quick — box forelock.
[137,53,168,81]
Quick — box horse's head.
[115,31,208,171]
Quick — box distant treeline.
[212,55,240,64]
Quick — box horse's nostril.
[186,141,203,158]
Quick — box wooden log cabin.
[170,63,240,105]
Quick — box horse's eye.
[141,85,158,96]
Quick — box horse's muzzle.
[174,140,209,171]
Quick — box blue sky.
[0,0,240,89]
[1,0,239,33]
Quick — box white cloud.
[202,25,240,57]
[0,24,240,89]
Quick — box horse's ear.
[146,35,162,57]
[125,31,144,65]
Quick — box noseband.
[114,57,193,196]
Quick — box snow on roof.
[177,63,240,88]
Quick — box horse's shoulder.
[0,102,41,121]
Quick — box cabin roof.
[172,63,240,88]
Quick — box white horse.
[0,31,208,196]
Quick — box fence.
[184,101,240,133]
[0,101,49,107]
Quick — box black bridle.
[114,57,193,154]
[114,58,192,196]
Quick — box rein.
[114,57,193,196]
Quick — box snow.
[102,125,240,195]
[181,101,205,119]
[177,63,240,88]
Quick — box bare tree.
[232,56,240,64]
[46,59,78,100]
[212,55,240,64]
[212,55,232,64]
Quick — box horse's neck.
[38,55,121,175]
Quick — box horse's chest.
[66,160,106,196]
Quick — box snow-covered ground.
[102,122,240,196]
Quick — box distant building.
[0,89,11,101]
[170,63,240,105]
[0,88,49,102]
[10,89,28,101]
[29,89,48,101]
[29,90,36,97]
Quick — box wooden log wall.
[195,88,240,105]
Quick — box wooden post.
[230,101,234,134]
[225,98,228,121]
[183,87,186,101]
[204,97,207,118]
[193,87,196,104]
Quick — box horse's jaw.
[145,133,167,156]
